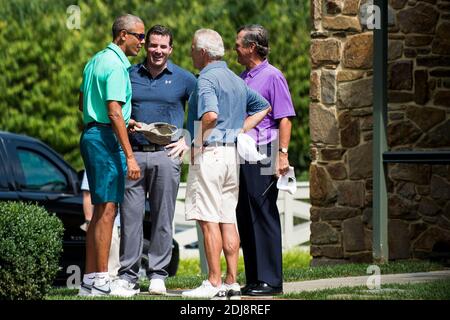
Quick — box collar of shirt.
[200,60,227,75]
[106,43,131,69]
[138,59,174,77]
[243,59,269,79]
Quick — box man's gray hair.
[237,24,269,59]
[112,14,144,39]
[193,29,224,60]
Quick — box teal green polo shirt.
[80,43,132,125]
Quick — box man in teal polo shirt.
[78,14,143,296]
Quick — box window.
[17,148,68,192]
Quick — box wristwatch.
[279,147,288,154]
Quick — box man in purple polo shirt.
[235,24,296,296]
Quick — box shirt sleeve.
[185,72,198,98]
[269,73,296,119]
[246,86,270,115]
[105,66,128,104]
[197,77,219,118]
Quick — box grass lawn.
[173,248,446,283]
[46,248,449,300]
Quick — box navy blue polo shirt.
[129,60,197,146]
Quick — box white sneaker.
[149,278,167,295]
[91,279,111,296]
[110,278,140,297]
[78,282,92,296]
[224,282,241,300]
[182,280,227,299]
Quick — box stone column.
[310,0,374,265]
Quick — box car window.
[17,148,68,192]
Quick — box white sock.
[95,272,110,286]
[83,273,95,285]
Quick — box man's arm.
[277,117,292,176]
[243,106,271,132]
[107,101,140,180]
[190,111,217,164]
[199,111,217,144]
[167,75,198,160]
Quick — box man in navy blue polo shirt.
[111,25,196,297]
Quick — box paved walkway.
[282,270,450,294]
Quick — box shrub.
[0,201,64,300]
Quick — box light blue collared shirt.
[187,61,269,144]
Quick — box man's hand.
[127,119,142,133]
[107,101,141,181]
[276,117,292,177]
[276,152,290,177]
[167,138,189,160]
[126,157,141,180]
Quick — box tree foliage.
[0,0,310,175]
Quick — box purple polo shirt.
[241,59,296,145]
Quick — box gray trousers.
[118,150,181,283]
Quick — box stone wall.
[309,0,450,266]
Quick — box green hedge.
[0,202,64,300]
[0,0,310,177]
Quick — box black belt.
[132,144,167,152]
[86,122,112,129]
[203,141,236,147]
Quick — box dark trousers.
[236,143,283,288]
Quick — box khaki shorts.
[185,146,239,223]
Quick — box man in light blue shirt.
[78,14,143,296]
[186,60,268,145]
[182,29,271,300]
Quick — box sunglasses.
[125,30,145,41]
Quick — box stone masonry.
[309,0,450,266]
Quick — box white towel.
[277,166,297,195]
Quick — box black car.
[0,131,179,283]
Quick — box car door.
[0,138,19,201]
[7,138,84,236]
[6,138,86,281]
